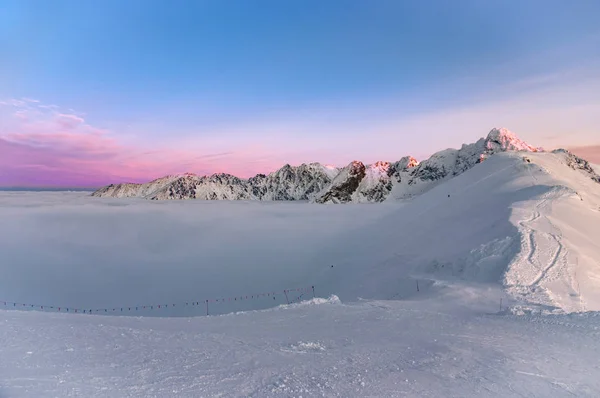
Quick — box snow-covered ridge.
[92,128,595,203]
[553,149,600,183]
[485,127,543,154]
[315,127,545,203]
[93,162,340,201]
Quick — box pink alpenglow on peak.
[486,127,544,153]
[397,156,419,169]
[370,161,391,173]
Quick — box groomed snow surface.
[1,151,600,397]
[3,296,600,397]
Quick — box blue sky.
[1,0,600,186]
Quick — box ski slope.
[307,151,600,312]
[2,297,600,397]
[1,150,600,396]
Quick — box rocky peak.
[276,164,294,175]
[553,149,600,183]
[202,173,244,185]
[370,161,391,173]
[349,160,366,171]
[389,156,418,178]
[251,173,267,179]
[400,156,419,169]
[484,128,542,154]
[248,162,338,201]
[314,161,366,204]
[410,149,458,183]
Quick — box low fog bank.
[0,192,401,316]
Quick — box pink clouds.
[0,99,284,187]
[6,131,120,159]
[55,113,86,129]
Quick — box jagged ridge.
[553,149,600,183]
[314,127,543,203]
[93,163,340,201]
[92,128,596,203]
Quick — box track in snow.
[507,187,579,311]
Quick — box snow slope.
[310,150,600,312]
[2,297,600,397]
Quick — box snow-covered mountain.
[312,157,419,203]
[315,127,544,203]
[92,128,554,203]
[93,163,340,201]
[249,162,340,201]
[91,174,183,199]
[89,127,600,205]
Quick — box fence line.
[1,285,316,316]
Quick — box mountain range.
[92,128,598,202]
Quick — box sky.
[1,0,600,187]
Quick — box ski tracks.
[507,188,575,309]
